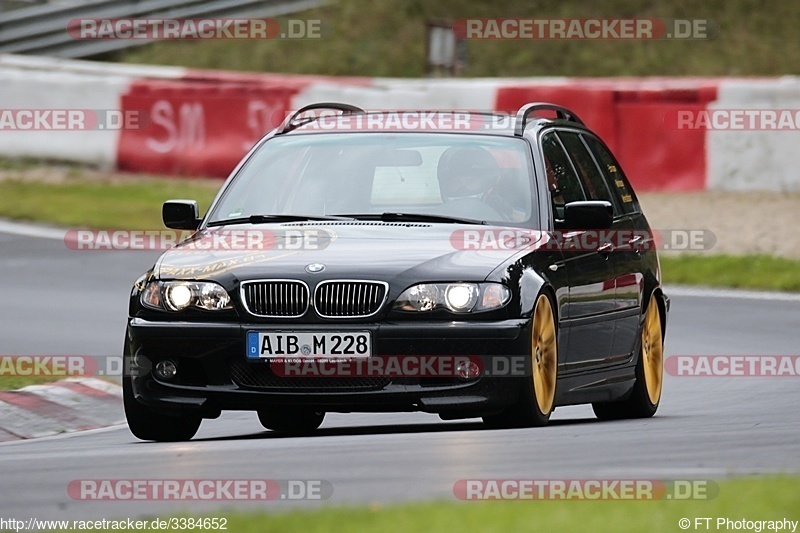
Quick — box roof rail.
[514,103,585,136]
[278,103,365,134]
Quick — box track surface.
[1,226,799,520]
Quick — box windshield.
[207,133,536,225]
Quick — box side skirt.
[554,363,637,407]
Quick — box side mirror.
[162,200,201,230]
[562,200,613,230]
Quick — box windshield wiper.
[207,214,355,227]
[337,212,488,225]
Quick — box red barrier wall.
[494,85,618,153]
[118,73,718,189]
[117,69,372,177]
[495,81,718,191]
[117,80,298,177]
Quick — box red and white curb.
[0,377,122,441]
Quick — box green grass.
[0,375,64,390]
[67,477,799,533]
[0,178,220,230]
[660,254,800,292]
[0,158,80,171]
[107,0,800,77]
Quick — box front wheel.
[123,378,202,442]
[484,293,558,428]
[592,295,663,420]
[122,337,201,442]
[258,409,325,433]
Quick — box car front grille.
[229,358,391,391]
[314,281,388,318]
[241,280,309,317]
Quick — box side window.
[583,135,640,214]
[557,131,618,215]
[541,132,585,220]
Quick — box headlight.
[141,281,232,311]
[444,283,478,312]
[395,283,510,313]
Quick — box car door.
[558,131,643,365]
[582,134,646,360]
[540,131,615,370]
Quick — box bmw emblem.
[305,263,325,273]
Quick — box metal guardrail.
[0,0,322,58]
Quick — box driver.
[438,146,499,201]
[437,146,525,221]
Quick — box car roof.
[274,103,590,138]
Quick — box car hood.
[154,222,540,284]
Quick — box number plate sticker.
[247,331,372,359]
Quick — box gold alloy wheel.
[532,294,557,414]
[642,297,664,405]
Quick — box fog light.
[154,359,178,380]
[456,360,481,380]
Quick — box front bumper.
[126,317,531,418]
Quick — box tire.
[122,337,201,442]
[592,295,664,420]
[483,293,558,428]
[258,409,325,433]
[123,378,202,442]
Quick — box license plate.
[246,331,372,359]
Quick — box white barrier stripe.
[666,285,800,302]
[0,219,67,240]
[0,53,188,79]
[0,399,68,439]
[64,377,122,397]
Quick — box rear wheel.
[258,409,325,433]
[123,338,201,442]
[592,295,663,420]
[483,293,557,428]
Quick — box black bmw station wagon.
[125,102,668,441]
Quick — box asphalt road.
[1,224,799,521]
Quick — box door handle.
[628,235,645,254]
[597,242,614,254]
